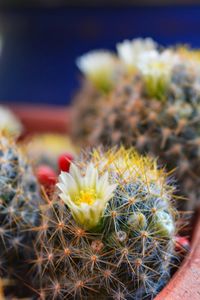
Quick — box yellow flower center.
[75,188,97,205]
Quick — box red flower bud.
[36,165,57,186]
[58,153,74,172]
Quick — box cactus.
[0,134,42,297]
[88,64,200,209]
[72,40,200,209]
[32,147,178,299]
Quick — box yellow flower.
[57,163,116,230]
[76,50,118,92]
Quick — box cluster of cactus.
[0,40,192,299]
[31,147,178,300]
[71,39,200,209]
[0,134,42,297]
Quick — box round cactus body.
[32,148,178,300]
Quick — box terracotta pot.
[7,104,200,299]
[155,210,200,300]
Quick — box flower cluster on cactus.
[31,147,180,300]
[116,39,181,99]
[72,38,200,209]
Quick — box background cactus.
[32,148,179,300]
[89,64,200,209]
[0,134,42,297]
[72,40,200,209]
[71,80,104,146]
[71,49,123,146]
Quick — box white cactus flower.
[0,106,23,136]
[76,50,118,91]
[116,38,157,70]
[137,49,180,99]
[57,162,116,230]
[137,49,180,79]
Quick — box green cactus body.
[0,135,42,296]
[32,148,177,300]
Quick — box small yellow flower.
[76,50,118,92]
[57,163,116,230]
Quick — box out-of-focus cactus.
[72,39,200,209]
[88,62,200,209]
[71,50,123,146]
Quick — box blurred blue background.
[0,3,200,105]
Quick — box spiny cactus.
[72,39,200,209]
[89,64,200,209]
[0,134,42,297]
[31,147,179,300]
[71,38,158,145]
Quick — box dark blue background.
[0,5,200,105]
